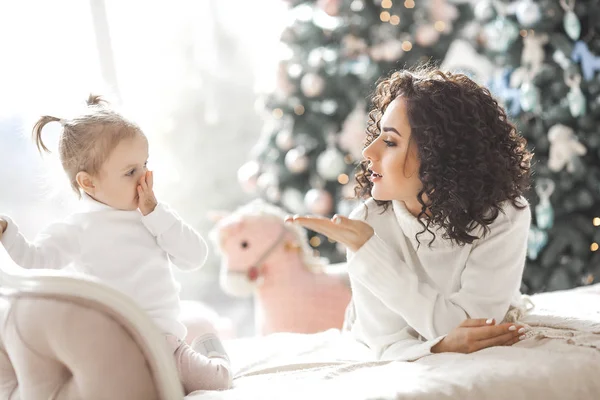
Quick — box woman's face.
[362,96,423,209]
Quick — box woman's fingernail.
[486,318,494,325]
[333,215,341,224]
[519,335,526,341]
[518,328,526,334]
[508,325,517,331]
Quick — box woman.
[287,66,532,361]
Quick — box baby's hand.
[138,171,158,216]
[0,218,6,240]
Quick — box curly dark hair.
[355,65,532,246]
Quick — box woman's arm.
[0,215,78,269]
[141,204,208,271]
[348,205,531,341]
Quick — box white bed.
[190,284,600,400]
[1,237,599,399]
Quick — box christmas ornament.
[276,129,295,151]
[304,188,334,215]
[281,187,306,214]
[528,226,549,260]
[285,147,310,174]
[519,81,540,113]
[415,24,441,47]
[265,186,281,203]
[317,139,347,181]
[483,15,519,53]
[487,69,521,116]
[276,61,295,96]
[571,41,600,81]
[337,103,367,160]
[564,71,586,117]
[257,170,278,192]
[369,40,405,62]
[342,35,368,58]
[473,0,494,21]
[308,47,338,68]
[429,0,459,34]
[237,160,261,193]
[300,73,326,98]
[316,0,341,16]
[521,33,548,77]
[535,178,555,230]
[547,124,587,173]
[515,0,542,27]
[441,39,495,84]
[560,0,581,40]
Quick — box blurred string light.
[402,41,413,51]
[404,0,415,8]
[390,15,401,25]
[380,11,391,22]
[273,108,283,119]
[382,0,393,8]
[593,217,600,226]
[337,174,349,184]
[434,21,446,32]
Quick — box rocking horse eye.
[241,240,249,249]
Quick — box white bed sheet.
[188,284,600,400]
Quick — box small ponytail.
[86,93,108,107]
[32,115,61,154]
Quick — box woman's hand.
[431,318,527,354]
[285,214,374,252]
[138,171,158,216]
[0,218,6,240]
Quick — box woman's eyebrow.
[382,127,401,136]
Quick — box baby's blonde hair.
[32,94,143,197]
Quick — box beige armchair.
[0,245,185,400]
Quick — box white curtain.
[0,0,286,327]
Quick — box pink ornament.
[304,188,334,215]
[301,73,326,98]
[316,0,341,16]
[237,160,261,193]
[337,103,367,160]
[415,24,440,47]
[369,40,404,62]
[276,61,295,96]
[210,200,351,335]
[276,130,294,151]
[285,147,309,174]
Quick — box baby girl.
[0,95,232,394]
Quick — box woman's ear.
[76,171,95,195]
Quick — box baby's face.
[92,134,149,211]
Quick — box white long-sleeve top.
[0,195,208,339]
[346,197,531,361]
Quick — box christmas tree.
[238,0,472,262]
[465,0,600,292]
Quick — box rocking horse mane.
[209,199,328,272]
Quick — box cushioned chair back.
[0,245,184,400]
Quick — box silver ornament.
[473,0,494,21]
[301,73,326,98]
[316,147,347,180]
[515,0,542,27]
[281,188,306,214]
[304,188,334,215]
[285,147,310,174]
[276,130,295,151]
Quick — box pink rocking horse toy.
[210,199,351,335]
